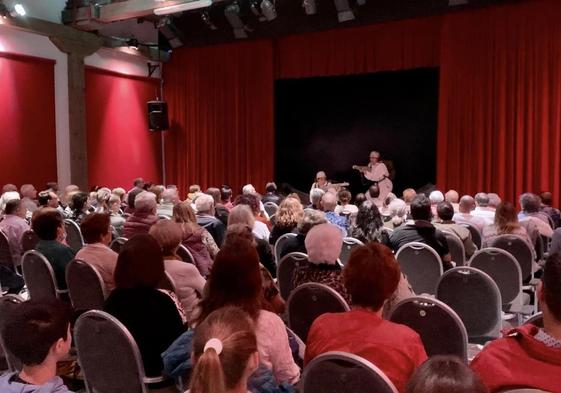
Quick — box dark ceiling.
[160,0,522,48]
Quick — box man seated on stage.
[471,252,561,392]
[453,195,487,232]
[321,192,348,233]
[310,171,332,194]
[389,195,453,271]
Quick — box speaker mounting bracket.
[147,63,161,78]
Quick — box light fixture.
[126,37,139,49]
[13,3,25,16]
[154,0,213,16]
[334,0,354,22]
[224,2,248,39]
[356,0,366,5]
[260,0,276,21]
[200,11,217,30]
[0,2,9,19]
[302,0,317,15]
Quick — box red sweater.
[471,324,561,393]
[305,309,427,393]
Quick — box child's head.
[190,306,259,393]
[2,300,71,366]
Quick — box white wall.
[0,24,160,188]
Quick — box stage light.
[154,0,213,16]
[356,0,366,5]
[260,0,277,21]
[13,3,25,16]
[126,37,139,50]
[334,0,354,22]
[302,0,317,15]
[200,10,217,30]
[224,2,248,39]
[0,2,9,19]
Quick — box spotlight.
[224,2,248,39]
[126,37,139,50]
[334,0,354,22]
[200,11,217,30]
[0,2,9,19]
[260,0,276,21]
[13,3,25,16]
[302,0,317,15]
[250,0,262,18]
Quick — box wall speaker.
[147,101,169,131]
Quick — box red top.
[471,324,561,393]
[305,309,427,393]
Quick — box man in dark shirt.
[261,182,283,206]
[195,194,226,247]
[389,194,453,270]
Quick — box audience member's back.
[122,191,159,239]
[0,300,74,393]
[470,252,561,392]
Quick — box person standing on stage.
[353,151,393,207]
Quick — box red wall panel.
[85,67,162,189]
[0,53,57,189]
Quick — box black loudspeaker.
[147,101,169,131]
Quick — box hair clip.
[203,338,223,355]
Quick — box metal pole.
[159,69,166,186]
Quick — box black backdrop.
[274,67,439,197]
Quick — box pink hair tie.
[203,338,223,355]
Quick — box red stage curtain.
[85,67,162,189]
[0,53,57,188]
[276,16,441,78]
[164,40,275,196]
[437,0,561,205]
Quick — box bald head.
[459,195,475,213]
[321,192,337,212]
[445,190,459,204]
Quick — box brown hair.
[275,197,304,228]
[406,356,488,393]
[494,201,521,234]
[343,242,400,310]
[196,238,262,323]
[227,205,255,228]
[173,201,197,224]
[149,220,183,257]
[80,213,111,243]
[190,307,257,393]
[233,194,260,215]
[32,208,63,241]
[114,234,165,289]
[543,252,561,322]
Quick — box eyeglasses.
[316,177,326,181]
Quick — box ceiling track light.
[260,0,277,21]
[302,0,317,15]
[0,2,10,19]
[154,0,213,16]
[224,2,249,39]
[356,0,366,5]
[200,10,217,30]
[126,37,140,49]
[333,0,354,23]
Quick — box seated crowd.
[0,179,560,393]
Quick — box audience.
[453,195,487,232]
[104,234,185,378]
[473,193,495,224]
[195,194,227,247]
[305,242,427,392]
[444,189,460,212]
[540,191,561,229]
[108,194,125,234]
[348,201,389,244]
[206,187,229,226]
[69,192,90,224]
[125,187,143,214]
[269,197,304,245]
[433,201,476,258]
[308,188,325,210]
[261,182,283,205]
[0,300,74,393]
[389,195,452,270]
[279,209,327,258]
[37,190,59,210]
[292,223,349,303]
[471,252,561,392]
[228,205,275,277]
[149,220,206,323]
[33,208,75,290]
[481,201,533,248]
[0,185,19,212]
[20,184,38,213]
[75,213,118,292]
[241,184,269,219]
[429,190,444,216]
[518,192,554,237]
[189,307,259,393]
[334,189,358,217]
[320,192,348,233]
[173,201,217,276]
[122,191,158,239]
[157,187,180,217]
[0,199,27,293]
[94,187,111,213]
[234,194,271,239]
[406,356,487,393]
[220,185,234,211]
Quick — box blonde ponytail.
[189,347,226,393]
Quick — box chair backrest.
[158,271,177,293]
[302,351,398,393]
[458,223,482,249]
[395,242,443,295]
[21,250,59,301]
[274,232,297,264]
[264,202,279,217]
[442,231,466,266]
[177,244,195,264]
[524,312,544,328]
[0,295,24,372]
[64,219,84,253]
[436,267,502,343]
[75,310,150,393]
[66,259,106,312]
[388,296,468,362]
[109,237,128,253]
[469,248,522,305]
[277,252,309,300]
[0,229,14,268]
[339,237,364,266]
[490,235,534,281]
[287,282,350,343]
[21,230,39,253]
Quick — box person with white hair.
[321,192,348,233]
[308,188,325,210]
[0,190,20,213]
[195,194,226,247]
[309,171,332,194]
[122,191,159,238]
[157,188,180,217]
[385,198,408,229]
[429,190,444,217]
